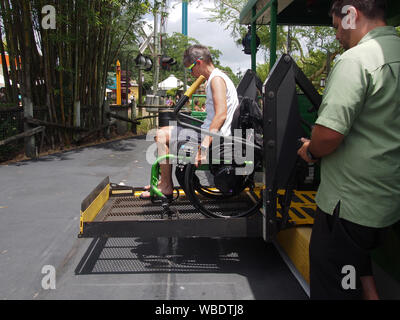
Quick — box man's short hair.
[330,0,387,20]
[183,44,213,66]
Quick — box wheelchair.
[150,70,264,219]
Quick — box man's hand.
[297,138,319,163]
[195,149,207,168]
[297,125,345,162]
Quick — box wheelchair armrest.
[176,116,262,152]
[177,112,204,125]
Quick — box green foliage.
[217,65,239,86]
[203,0,247,40]
[256,25,290,55]
[147,32,239,87]
[0,117,21,162]
[203,0,343,90]
[136,118,153,135]
[166,88,178,98]
[159,32,199,83]
[297,50,329,87]
[255,62,270,83]
[0,118,18,140]
[292,27,338,54]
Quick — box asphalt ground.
[0,135,308,301]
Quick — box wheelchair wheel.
[191,169,234,200]
[176,164,231,200]
[184,163,263,218]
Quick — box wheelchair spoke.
[184,164,262,218]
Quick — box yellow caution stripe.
[80,184,110,234]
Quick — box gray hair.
[183,44,213,66]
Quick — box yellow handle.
[184,75,206,98]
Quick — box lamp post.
[242,25,260,71]
[182,0,188,91]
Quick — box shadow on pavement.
[75,237,307,300]
[5,136,148,166]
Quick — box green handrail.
[270,0,278,71]
[249,0,278,73]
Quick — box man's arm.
[200,76,227,148]
[298,124,344,162]
[195,76,228,167]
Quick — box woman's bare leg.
[141,126,174,197]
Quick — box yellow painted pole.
[116,60,121,105]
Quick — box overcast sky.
[145,0,265,75]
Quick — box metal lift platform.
[79,176,315,239]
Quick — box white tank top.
[201,68,239,136]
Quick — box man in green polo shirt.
[298,0,400,300]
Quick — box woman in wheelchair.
[139,44,239,200]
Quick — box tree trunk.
[1,0,19,103]
[74,0,81,128]
[0,23,12,101]
[21,0,36,157]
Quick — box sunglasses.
[187,58,202,72]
